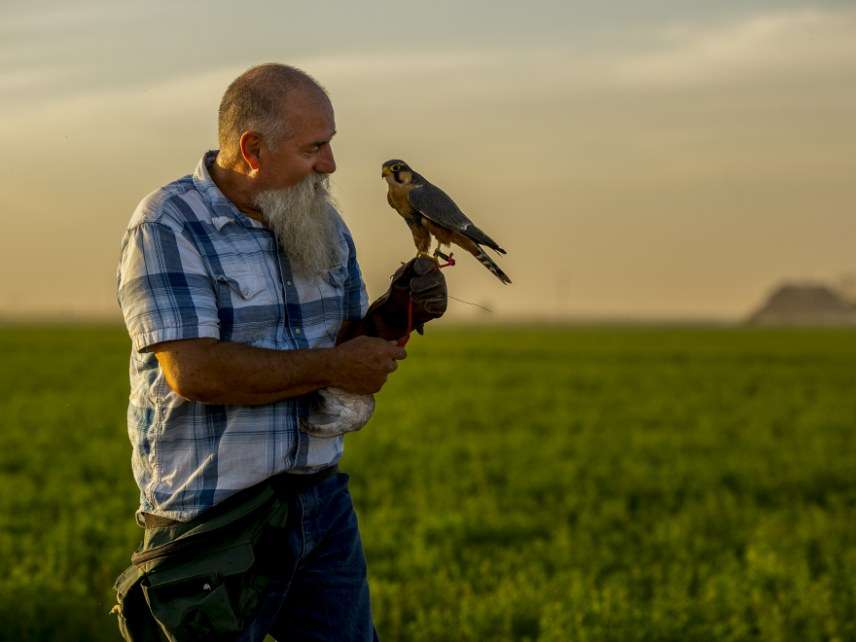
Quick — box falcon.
[382,159,511,284]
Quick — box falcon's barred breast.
[381,159,511,284]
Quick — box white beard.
[254,174,341,276]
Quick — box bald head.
[218,63,328,164]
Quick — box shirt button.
[286,280,292,286]
[295,328,302,334]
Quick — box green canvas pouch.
[141,542,256,641]
[112,563,166,642]
[112,479,290,642]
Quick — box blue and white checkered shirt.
[116,151,368,523]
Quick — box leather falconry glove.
[337,257,448,343]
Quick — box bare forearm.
[155,333,406,404]
[156,339,337,404]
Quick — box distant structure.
[836,273,856,302]
[747,282,856,326]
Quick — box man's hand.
[338,257,448,342]
[330,336,407,394]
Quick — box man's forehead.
[282,90,335,137]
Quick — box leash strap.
[397,254,455,347]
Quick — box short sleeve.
[117,222,221,352]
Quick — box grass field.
[1,324,854,641]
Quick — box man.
[114,63,446,641]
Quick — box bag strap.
[132,484,276,566]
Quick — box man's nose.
[315,144,336,174]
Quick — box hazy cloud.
[612,8,856,87]
[1,4,854,318]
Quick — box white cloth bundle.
[299,387,375,438]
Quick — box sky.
[1,0,854,321]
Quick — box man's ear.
[239,131,262,176]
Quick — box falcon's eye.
[391,164,401,172]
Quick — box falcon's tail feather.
[472,246,512,284]
[467,224,507,255]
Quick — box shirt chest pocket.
[213,269,281,343]
[320,265,348,298]
[292,265,346,301]
[203,241,279,305]
[214,270,273,303]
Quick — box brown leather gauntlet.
[337,257,448,343]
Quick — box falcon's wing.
[408,181,506,254]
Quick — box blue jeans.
[237,472,380,642]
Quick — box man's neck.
[209,154,267,224]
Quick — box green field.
[1,325,855,642]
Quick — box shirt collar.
[192,150,265,232]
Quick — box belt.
[141,464,339,529]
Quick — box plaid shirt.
[116,151,368,523]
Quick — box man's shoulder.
[127,175,210,231]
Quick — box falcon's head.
[381,159,415,185]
